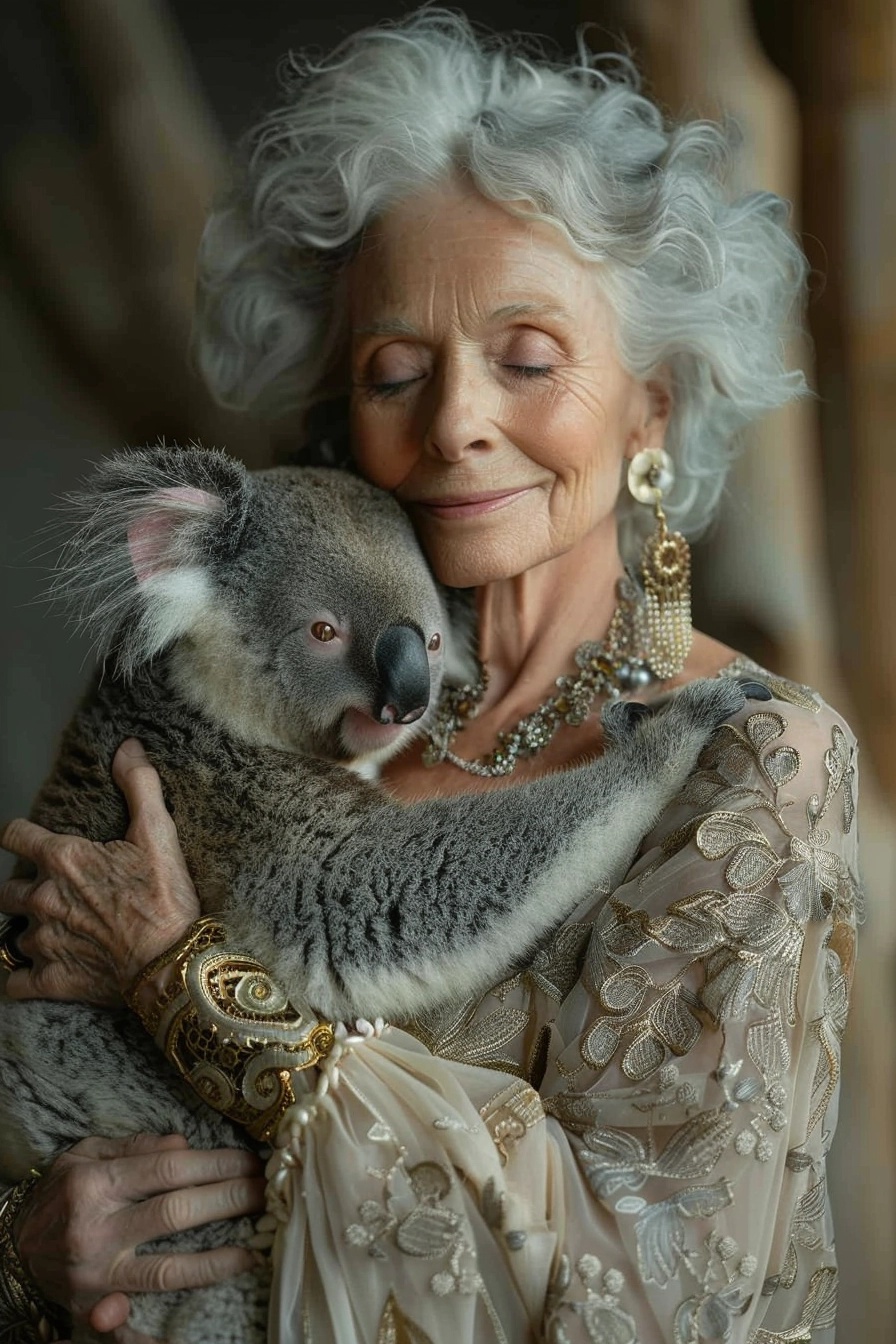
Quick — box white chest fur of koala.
[0,446,751,1344]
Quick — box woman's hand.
[16,1132,266,1340]
[0,739,200,1003]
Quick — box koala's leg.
[0,999,268,1344]
[0,1002,244,1167]
[227,677,756,1019]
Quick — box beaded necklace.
[422,572,656,778]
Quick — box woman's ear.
[626,368,673,458]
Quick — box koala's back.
[29,660,372,910]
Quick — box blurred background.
[1,0,893,1336]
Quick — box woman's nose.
[422,359,496,461]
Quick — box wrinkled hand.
[15,1133,265,1339]
[0,739,200,1002]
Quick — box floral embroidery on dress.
[537,687,857,1342]
[407,920,598,1083]
[546,1061,773,1332]
[569,1108,736,1201]
[344,1125,476,1281]
[670,1231,757,1344]
[407,993,532,1079]
[747,1267,838,1342]
[776,1175,827,1292]
[544,1254,639,1344]
[721,658,822,715]
[558,712,862,1096]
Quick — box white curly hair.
[193,6,809,552]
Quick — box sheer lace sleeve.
[146,673,859,1344]
[535,673,860,1343]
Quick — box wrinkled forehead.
[347,179,605,335]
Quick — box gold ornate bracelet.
[0,1173,67,1343]
[125,918,335,1142]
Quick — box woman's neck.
[472,519,624,721]
[381,518,736,800]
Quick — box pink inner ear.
[127,486,222,583]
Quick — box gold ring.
[0,917,29,973]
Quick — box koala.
[0,446,754,1343]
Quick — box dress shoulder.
[716,655,858,783]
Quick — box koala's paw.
[646,675,774,779]
[600,697,656,749]
[665,674,771,736]
[602,675,771,772]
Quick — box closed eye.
[505,365,552,379]
[361,375,426,400]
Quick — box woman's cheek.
[349,403,392,494]
[350,408,403,492]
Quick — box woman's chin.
[339,708,418,763]
[418,523,556,589]
[424,543,534,589]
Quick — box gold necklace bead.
[423,573,659,778]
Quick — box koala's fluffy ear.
[54,444,252,678]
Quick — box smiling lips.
[411,487,532,519]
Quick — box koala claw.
[621,701,654,726]
[736,677,773,702]
[664,676,748,734]
[600,697,653,744]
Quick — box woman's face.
[348,181,669,587]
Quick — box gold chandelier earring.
[627,448,692,679]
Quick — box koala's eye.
[428,632,442,652]
[311,621,337,643]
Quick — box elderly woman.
[0,10,859,1344]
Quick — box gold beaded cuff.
[125,918,335,1142]
[0,1174,67,1343]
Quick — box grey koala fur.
[0,446,752,1343]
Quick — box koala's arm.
[221,678,749,1021]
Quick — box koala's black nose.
[373,625,431,725]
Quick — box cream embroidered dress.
[258,665,860,1344]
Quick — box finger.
[4,958,97,1002]
[19,915,110,966]
[0,817,68,869]
[26,877,72,923]
[0,877,35,915]
[87,1292,132,1334]
[16,916,74,960]
[128,1176,267,1244]
[12,919,37,958]
[107,1145,263,1202]
[112,742,178,847]
[115,1244,260,1295]
[68,1133,192,1162]
[4,964,51,1001]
